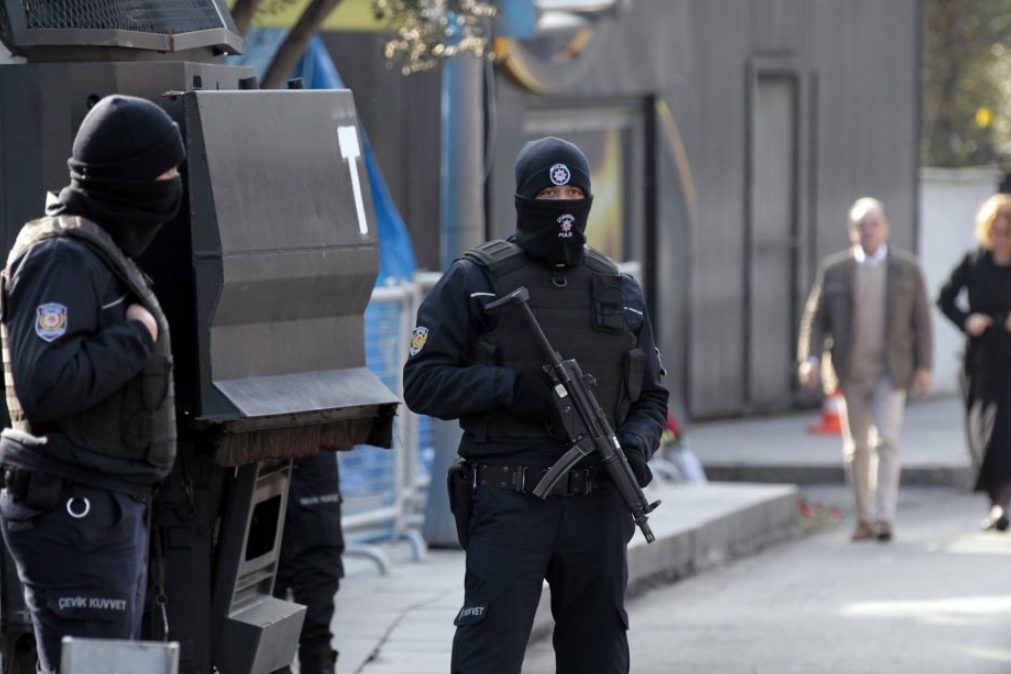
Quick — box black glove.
[623,447,653,488]
[510,371,556,422]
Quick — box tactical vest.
[459,240,645,442]
[1,216,177,470]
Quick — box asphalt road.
[523,486,1011,674]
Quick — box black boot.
[299,648,338,674]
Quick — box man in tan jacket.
[798,197,932,542]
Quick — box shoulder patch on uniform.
[410,326,429,357]
[35,303,68,342]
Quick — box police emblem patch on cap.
[549,163,571,186]
[35,303,68,342]
[410,326,429,357]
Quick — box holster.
[446,458,475,549]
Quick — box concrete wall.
[330,0,920,419]
[918,166,1002,394]
[687,0,920,417]
[487,0,920,418]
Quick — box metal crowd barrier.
[339,280,428,572]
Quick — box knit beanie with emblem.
[68,94,185,181]
[47,95,187,257]
[512,137,594,268]
[513,136,592,199]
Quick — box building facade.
[329,0,921,419]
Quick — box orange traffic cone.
[808,388,842,435]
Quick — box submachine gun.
[486,286,661,543]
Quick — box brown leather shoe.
[850,521,875,541]
[874,520,893,542]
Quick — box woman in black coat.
[937,193,1011,531]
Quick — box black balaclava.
[46,94,186,258]
[512,136,593,268]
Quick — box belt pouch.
[24,473,61,511]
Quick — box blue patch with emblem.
[35,303,68,342]
[410,326,429,357]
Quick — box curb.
[703,464,974,489]
[527,484,800,643]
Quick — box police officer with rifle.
[404,137,668,674]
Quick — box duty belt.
[1,466,151,504]
[475,463,607,497]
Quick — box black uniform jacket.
[1,235,162,486]
[403,255,669,467]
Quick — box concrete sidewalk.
[329,395,972,673]
[690,394,973,488]
[333,481,798,674]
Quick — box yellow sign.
[976,106,994,129]
[229,0,384,31]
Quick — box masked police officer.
[0,94,183,673]
[272,451,345,674]
[403,137,668,674]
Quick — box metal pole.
[423,54,486,547]
[439,54,486,268]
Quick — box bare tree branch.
[262,0,345,89]
[231,0,265,35]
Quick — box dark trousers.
[273,452,344,673]
[0,485,147,674]
[451,484,634,674]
